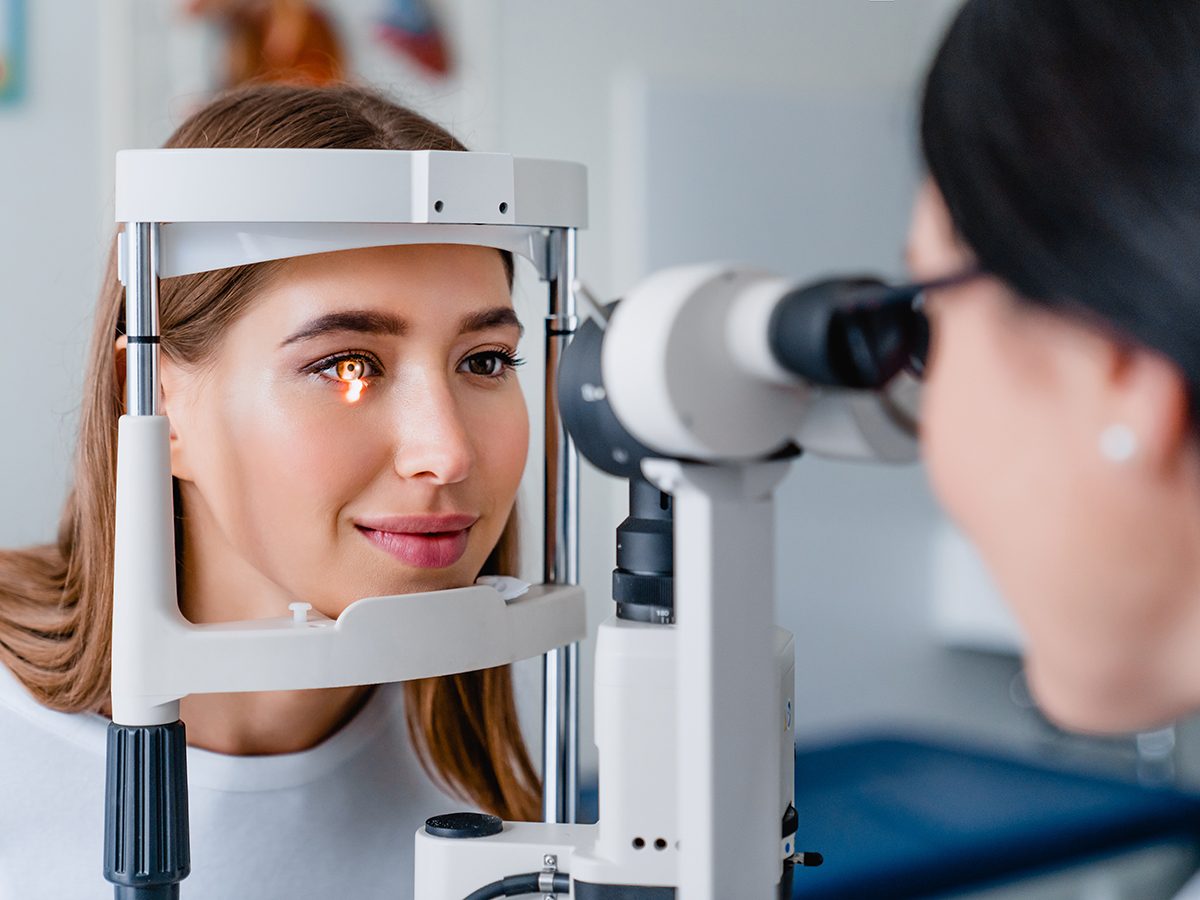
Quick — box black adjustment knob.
[104,721,191,897]
[424,812,504,839]
[782,803,799,839]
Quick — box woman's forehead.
[256,244,517,332]
[280,243,510,288]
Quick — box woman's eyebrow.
[281,306,524,347]
[280,310,408,347]
[459,307,524,337]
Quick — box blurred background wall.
[2,0,1191,792]
[0,2,106,552]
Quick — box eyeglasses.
[846,265,984,381]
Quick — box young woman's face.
[907,179,1200,732]
[161,244,529,619]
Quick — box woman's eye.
[460,350,524,378]
[312,354,379,383]
[335,358,366,381]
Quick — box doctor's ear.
[1099,342,1193,475]
[113,336,192,480]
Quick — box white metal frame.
[113,148,587,822]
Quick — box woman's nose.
[389,377,473,485]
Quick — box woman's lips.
[355,514,478,569]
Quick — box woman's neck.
[179,685,374,756]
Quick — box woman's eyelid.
[462,328,520,354]
[473,341,520,358]
[457,336,521,363]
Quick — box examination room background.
[5,0,1197,840]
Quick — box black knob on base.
[424,812,504,839]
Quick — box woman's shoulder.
[0,662,432,787]
[0,661,455,817]
[0,664,108,899]
[0,659,110,756]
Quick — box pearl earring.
[1099,424,1138,463]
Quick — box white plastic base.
[415,823,587,899]
[413,615,796,898]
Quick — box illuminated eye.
[335,358,366,382]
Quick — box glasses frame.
[882,265,985,378]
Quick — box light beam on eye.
[345,379,366,403]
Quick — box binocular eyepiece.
[557,274,926,480]
[768,277,928,389]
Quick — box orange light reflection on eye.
[344,379,366,403]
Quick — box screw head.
[543,853,557,868]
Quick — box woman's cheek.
[918,301,1013,536]
[247,388,386,510]
[464,383,528,475]
[919,353,974,527]
[504,392,531,477]
[497,392,530,497]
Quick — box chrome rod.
[542,227,581,824]
[124,222,160,418]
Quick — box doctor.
[911,0,1200,734]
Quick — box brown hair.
[0,83,540,821]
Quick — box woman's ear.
[1104,343,1192,477]
[113,335,127,412]
[115,335,193,481]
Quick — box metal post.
[107,222,190,900]
[125,222,160,417]
[542,228,581,824]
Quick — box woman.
[0,84,538,898]
[911,0,1200,736]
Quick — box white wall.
[0,3,106,547]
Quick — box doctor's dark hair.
[0,84,538,822]
[921,0,1200,397]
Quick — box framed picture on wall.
[0,0,25,105]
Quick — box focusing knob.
[424,812,503,839]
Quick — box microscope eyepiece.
[767,277,927,390]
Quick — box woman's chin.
[310,566,479,618]
[1025,656,1180,735]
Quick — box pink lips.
[355,513,478,569]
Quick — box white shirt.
[0,662,461,899]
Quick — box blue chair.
[579,734,1200,898]
[790,735,1200,898]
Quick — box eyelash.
[301,347,525,385]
